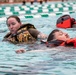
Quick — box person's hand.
[38,32,48,39]
[15,49,26,54]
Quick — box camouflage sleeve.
[28,29,40,39]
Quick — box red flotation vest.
[56,15,76,28]
[46,38,76,48]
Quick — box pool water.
[0,2,76,75]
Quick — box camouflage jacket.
[4,23,37,44]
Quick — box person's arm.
[28,29,47,39]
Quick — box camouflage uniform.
[4,23,37,44]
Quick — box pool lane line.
[0,10,76,21]
[0,6,76,17]
[0,2,76,17]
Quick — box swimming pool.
[0,1,76,75]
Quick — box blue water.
[0,3,76,75]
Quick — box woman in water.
[3,15,47,44]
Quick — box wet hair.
[47,29,60,42]
[6,15,21,24]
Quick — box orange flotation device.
[46,38,76,48]
[56,15,76,28]
[65,38,76,48]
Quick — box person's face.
[54,30,70,41]
[7,17,21,34]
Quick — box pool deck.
[0,0,65,5]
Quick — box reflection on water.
[0,44,76,75]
